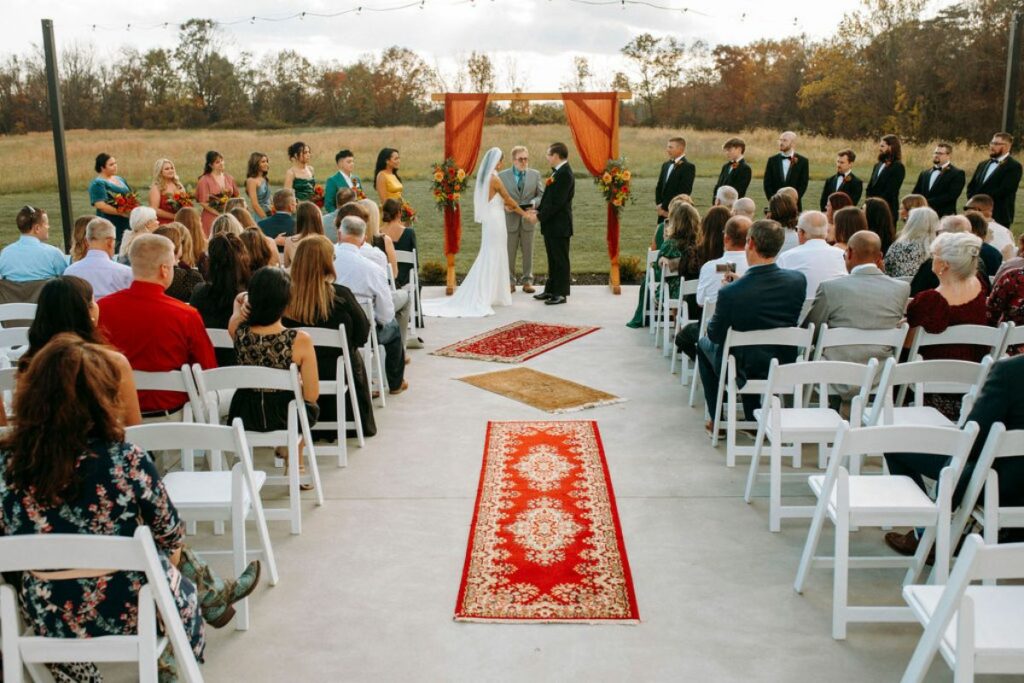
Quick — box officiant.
[499,145,544,294]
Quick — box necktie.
[515,171,524,192]
[730,162,739,170]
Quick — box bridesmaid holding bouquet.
[196,150,239,237]
[283,142,316,203]
[88,153,135,245]
[245,152,272,219]
[149,158,190,224]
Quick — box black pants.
[542,233,571,297]
[676,322,700,360]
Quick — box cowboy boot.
[177,546,261,628]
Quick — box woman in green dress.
[655,202,702,311]
[284,141,316,202]
[626,195,693,328]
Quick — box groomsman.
[655,137,695,223]
[967,132,1024,228]
[499,145,544,294]
[866,134,906,222]
[819,148,863,211]
[713,137,752,201]
[911,142,966,218]
[324,149,364,213]
[763,131,809,210]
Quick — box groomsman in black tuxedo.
[654,137,695,224]
[713,137,752,202]
[819,148,863,211]
[967,131,1024,228]
[911,142,966,218]
[534,142,575,306]
[762,131,809,210]
[866,134,906,222]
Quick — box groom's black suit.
[537,162,575,297]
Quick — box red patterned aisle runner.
[431,321,599,363]
[455,421,639,623]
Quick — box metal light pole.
[1002,10,1024,135]
[41,19,73,252]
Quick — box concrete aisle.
[195,285,970,683]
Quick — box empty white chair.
[355,296,387,408]
[710,325,815,467]
[0,527,203,683]
[192,364,323,535]
[687,299,716,407]
[794,421,980,640]
[744,358,878,532]
[901,534,1024,683]
[865,357,993,429]
[664,278,698,367]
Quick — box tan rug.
[457,368,625,414]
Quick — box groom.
[534,142,575,306]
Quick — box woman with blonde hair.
[284,201,326,268]
[885,206,938,278]
[149,158,187,224]
[655,202,702,312]
[211,212,244,237]
[283,235,376,438]
[70,215,92,262]
[154,223,204,302]
[357,198,397,279]
[175,206,208,276]
[230,206,258,230]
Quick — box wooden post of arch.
[433,91,632,295]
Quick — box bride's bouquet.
[595,159,635,215]
[431,157,467,211]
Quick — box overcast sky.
[10,0,958,91]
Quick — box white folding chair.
[687,300,716,407]
[0,366,15,418]
[744,358,878,532]
[192,364,324,535]
[355,296,387,408]
[995,321,1024,358]
[811,323,910,363]
[295,324,365,465]
[710,325,815,467]
[642,249,659,336]
[865,357,993,429]
[794,421,981,640]
[901,323,1008,405]
[0,303,36,328]
[0,327,29,368]
[206,328,232,351]
[663,278,697,364]
[394,248,421,328]
[901,534,1024,683]
[0,527,204,683]
[125,420,279,631]
[133,365,205,426]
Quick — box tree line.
[0,0,1019,143]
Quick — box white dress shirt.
[333,242,394,325]
[775,238,847,299]
[664,156,684,182]
[696,250,749,306]
[988,220,1015,257]
[984,154,1010,182]
[928,162,949,190]
[359,243,389,274]
[781,152,793,178]
[64,249,133,299]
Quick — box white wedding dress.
[422,179,512,318]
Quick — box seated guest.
[899,193,929,224]
[627,194,691,328]
[381,198,418,288]
[804,230,910,363]
[232,207,277,259]
[99,234,217,417]
[0,205,67,281]
[831,205,868,253]
[358,198,398,280]
[283,201,325,268]
[64,217,133,298]
[654,202,702,312]
[910,215,990,295]
[713,185,739,211]
[995,231,1024,281]
[885,355,1024,555]
[224,197,247,214]
[964,193,1015,259]
[886,206,938,278]
[768,193,799,253]
[907,231,992,419]
[283,236,377,438]
[155,223,205,303]
[334,216,408,394]
[698,205,731,264]
[190,233,250,366]
[732,197,756,220]
[211,212,244,237]
[696,219,806,428]
[70,215,92,262]
[322,188,356,243]
[863,197,896,254]
[988,247,1024,352]
[824,191,854,244]
[258,188,297,249]
[176,207,210,279]
[776,210,847,299]
[676,215,750,360]
[20,275,142,426]
[241,227,276,272]
[117,205,159,262]
[965,210,1004,276]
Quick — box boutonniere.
[840,174,850,183]
[545,174,556,187]
[674,158,685,167]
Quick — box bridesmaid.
[149,158,187,224]
[195,150,239,238]
[245,152,272,219]
[374,148,404,205]
[88,152,133,245]
[283,142,316,203]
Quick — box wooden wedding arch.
[429,91,632,295]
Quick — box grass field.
[0,125,1017,275]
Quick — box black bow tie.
[933,165,942,171]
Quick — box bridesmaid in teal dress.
[284,141,316,202]
[88,152,133,246]
[245,152,272,219]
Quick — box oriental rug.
[457,368,624,413]
[431,321,599,364]
[455,421,639,623]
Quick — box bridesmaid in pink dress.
[195,151,239,237]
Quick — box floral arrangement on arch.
[111,191,140,214]
[166,187,195,213]
[431,157,468,211]
[594,159,634,214]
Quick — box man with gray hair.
[333,215,408,394]
[498,145,544,293]
[732,197,756,219]
[714,185,739,210]
[776,210,847,299]
[65,217,133,298]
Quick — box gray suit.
[804,264,910,364]
[498,167,544,285]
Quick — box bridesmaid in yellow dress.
[374,148,404,204]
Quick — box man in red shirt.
[99,233,216,416]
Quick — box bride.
[423,147,536,318]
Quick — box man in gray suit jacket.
[804,230,910,365]
[498,145,544,293]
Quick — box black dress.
[166,263,206,303]
[190,284,237,366]
[228,325,308,432]
[284,283,377,438]
[391,227,417,288]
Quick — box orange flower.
[456,169,466,181]
[602,172,612,184]
[434,171,444,182]
[621,170,631,181]
[612,198,623,207]
[452,193,460,201]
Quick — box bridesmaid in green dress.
[626,195,691,328]
[284,141,316,202]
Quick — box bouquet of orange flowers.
[401,201,417,224]
[209,191,232,214]
[111,191,140,214]
[594,159,634,215]
[167,188,195,213]
[311,184,326,209]
[430,158,467,211]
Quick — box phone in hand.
[715,262,737,273]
